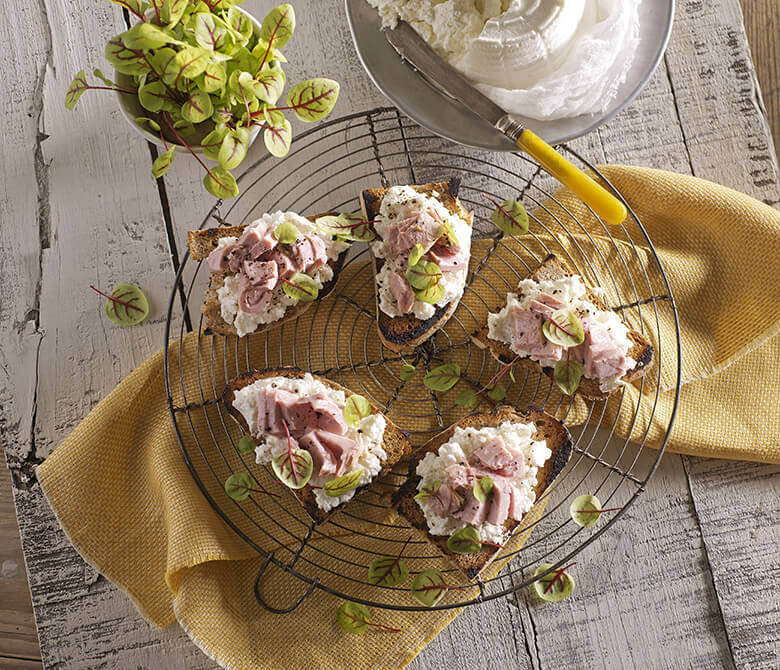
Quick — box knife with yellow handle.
[384,21,628,226]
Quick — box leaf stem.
[161,112,231,192]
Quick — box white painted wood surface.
[1,1,778,669]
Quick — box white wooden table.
[2,1,779,668]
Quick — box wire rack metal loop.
[163,106,681,613]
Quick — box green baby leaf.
[193,12,231,51]
[447,526,482,555]
[314,214,375,242]
[264,116,292,158]
[224,472,257,501]
[413,481,441,503]
[237,435,256,455]
[553,358,584,396]
[152,146,176,178]
[158,0,189,27]
[405,260,441,291]
[456,389,478,408]
[271,447,313,489]
[92,283,150,326]
[423,363,461,392]
[281,272,319,302]
[135,116,161,132]
[415,282,445,304]
[259,4,295,52]
[323,468,363,497]
[407,243,424,267]
[203,166,239,199]
[533,563,575,602]
[542,309,585,347]
[93,68,117,87]
[336,602,370,634]
[473,476,494,503]
[65,71,90,110]
[124,22,176,50]
[105,35,150,76]
[272,221,299,244]
[411,570,450,607]
[491,198,529,236]
[108,0,149,20]
[254,66,286,104]
[285,78,339,122]
[344,394,371,428]
[217,132,247,169]
[399,363,417,382]
[487,384,506,403]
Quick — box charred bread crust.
[360,178,473,352]
[222,368,412,524]
[186,213,345,337]
[472,254,654,401]
[393,406,572,579]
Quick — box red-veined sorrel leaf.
[181,91,213,123]
[224,472,257,501]
[336,602,401,634]
[91,284,149,326]
[411,569,452,607]
[200,62,227,94]
[123,22,176,50]
[108,0,149,21]
[485,195,529,236]
[323,468,364,497]
[271,448,313,489]
[236,435,256,454]
[532,563,576,602]
[415,281,445,304]
[472,476,494,503]
[446,526,483,555]
[554,358,584,396]
[542,309,585,347]
[399,363,416,382]
[254,66,285,104]
[281,272,319,302]
[157,0,188,27]
[203,166,239,199]
[456,389,478,408]
[105,35,150,76]
[138,80,174,113]
[258,4,295,69]
[65,71,89,110]
[405,260,442,291]
[227,7,254,43]
[200,126,228,160]
[314,213,375,242]
[264,116,292,157]
[272,221,299,244]
[152,146,175,178]
[423,363,461,392]
[367,538,410,587]
[343,394,371,428]
[173,47,211,86]
[569,494,622,528]
[283,78,339,122]
[217,133,247,170]
[193,12,231,51]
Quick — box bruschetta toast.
[359,178,474,352]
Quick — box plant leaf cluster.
[66,2,339,197]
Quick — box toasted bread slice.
[223,368,412,524]
[472,254,654,401]
[187,213,346,337]
[394,406,572,579]
[359,178,474,352]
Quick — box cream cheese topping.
[372,185,472,320]
[232,374,388,512]
[487,274,635,392]
[215,211,348,337]
[415,421,550,544]
[368,0,640,121]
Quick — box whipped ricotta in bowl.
[368,0,641,121]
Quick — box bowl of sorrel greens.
[65,1,339,198]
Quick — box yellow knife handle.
[515,129,627,226]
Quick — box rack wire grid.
[164,107,681,613]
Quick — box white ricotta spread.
[368,0,641,120]
[415,421,550,544]
[232,373,388,512]
[215,211,348,337]
[487,274,635,392]
[372,185,472,320]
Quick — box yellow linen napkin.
[37,166,780,670]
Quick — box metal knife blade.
[384,21,522,140]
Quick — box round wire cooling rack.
[164,107,681,613]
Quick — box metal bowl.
[346,0,675,149]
